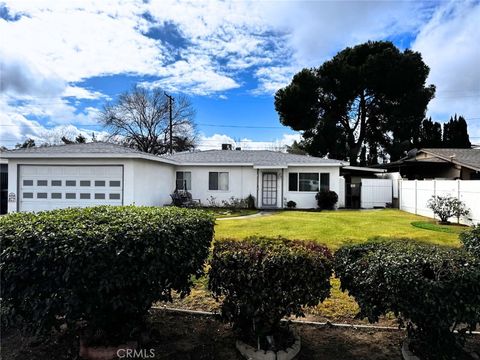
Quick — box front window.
[320,173,330,191]
[289,172,320,192]
[176,171,192,190]
[209,172,229,191]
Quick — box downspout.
[281,169,284,209]
[256,169,259,209]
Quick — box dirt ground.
[2,310,479,360]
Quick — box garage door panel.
[19,165,123,212]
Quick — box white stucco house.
[2,142,389,213]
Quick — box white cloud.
[63,86,109,100]
[412,0,480,125]
[197,133,301,151]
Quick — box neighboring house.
[2,142,387,213]
[381,148,480,180]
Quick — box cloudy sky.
[1,0,479,149]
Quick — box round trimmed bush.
[208,237,333,348]
[315,190,338,210]
[334,239,480,358]
[0,206,215,343]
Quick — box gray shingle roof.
[3,142,143,155]
[163,150,344,166]
[421,148,480,171]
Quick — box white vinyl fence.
[361,178,393,208]
[399,180,480,224]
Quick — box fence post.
[414,180,418,215]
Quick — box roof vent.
[221,144,233,150]
[235,147,241,151]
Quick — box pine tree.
[417,117,443,148]
[443,114,471,148]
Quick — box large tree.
[443,114,471,148]
[275,41,435,165]
[99,86,197,154]
[415,117,443,148]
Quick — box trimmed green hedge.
[460,225,480,257]
[334,239,480,358]
[0,206,214,342]
[208,237,333,343]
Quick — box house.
[1,142,388,213]
[381,148,480,180]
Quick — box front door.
[262,172,277,207]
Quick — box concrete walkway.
[216,210,278,221]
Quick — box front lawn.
[206,208,259,218]
[215,209,460,249]
[163,209,461,324]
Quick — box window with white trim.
[288,172,321,192]
[176,171,192,190]
[209,172,229,191]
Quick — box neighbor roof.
[1,142,177,164]
[164,150,345,167]
[420,148,480,171]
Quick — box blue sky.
[1,0,479,149]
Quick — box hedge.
[334,239,480,358]
[0,206,215,343]
[208,237,333,346]
[460,225,480,257]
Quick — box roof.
[420,148,480,171]
[1,142,177,164]
[163,150,345,167]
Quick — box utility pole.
[164,92,174,154]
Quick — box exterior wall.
[175,166,258,206]
[7,158,137,213]
[132,159,175,206]
[399,179,480,225]
[283,166,341,209]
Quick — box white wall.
[361,178,392,208]
[175,166,258,206]
[283,166,341,209]
[133,159,175,206]
[399,180,480,224]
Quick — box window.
[209,172,229,191]
[66,180,76,186]
[37,180,48,186]
[23,192,33,198]
[176,171,191,190]
[110,180,121,187]
[289,172,319,192]
[95,180,106,187]
[37,193,48,199]
[109,193,121,200]
[51,180,62,186]
[320,173,330,191]
[66,193,76,199]
[289,173,298,191]
[80,180,91,186]
[80,193,91,199]
[23,180,33,186]
[95,193,105,199]
[51,193,62,199]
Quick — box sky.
[0,0,479,150]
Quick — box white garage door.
[19,165,123,212]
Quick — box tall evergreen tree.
[443,114,471,148]
[416,117,443,148]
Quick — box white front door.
[18,165,123,212]
[262,172,278,207]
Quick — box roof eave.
[418,149,480,172]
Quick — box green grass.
[215,209,460,249]
[410,221,468,234]
[163,209,463,324]
[206,208,259,218]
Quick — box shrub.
[0,206,214,343]
[426,195,470,224]
[286,200,297,209]
[334,239,480,359]
[315,190,338,210]
[460,225,480,257]
[208,237,333,349]
[246,194,256,209]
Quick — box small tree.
[427,195,470,224]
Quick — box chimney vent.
[221,143,233,150]
[235,147,241,151]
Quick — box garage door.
[19,165,123,212]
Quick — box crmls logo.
[117,349,156,358]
